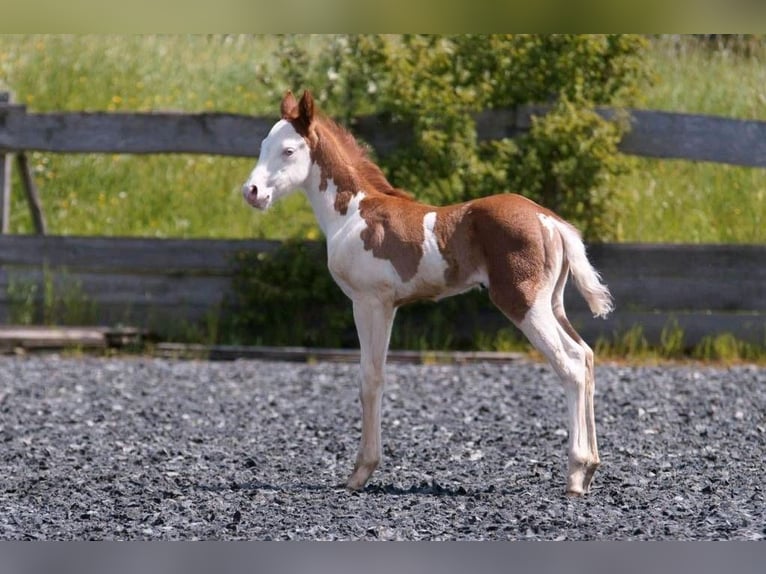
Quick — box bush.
[226,241,355,347]
[276,34,648,241]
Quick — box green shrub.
[277,34,648,241]
[226,241,355,348]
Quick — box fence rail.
[2,100,766,166]
[3,94,766,234]
[0,235,763,347]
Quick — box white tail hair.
[552,218,614,318]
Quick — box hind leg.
[490,272,599,496]
[552,267,601,492]
[518,302,599,495]
[568,334,599,493]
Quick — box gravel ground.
[0,354,764,540]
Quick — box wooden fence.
[0,93,765,347]
[0,234,763,347]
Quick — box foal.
[242,90,613,495]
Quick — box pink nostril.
[248,184,258,197]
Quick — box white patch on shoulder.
[413,211,449,286]
[421,211,443,262]
[423,211,437,234]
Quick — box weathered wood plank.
[16,153,47,235]
[2,104,766,168]
[564,276,766,313]
[154,342,524,364]
[0,235,764,346]
[614,109,766,167]
[512,105,766,167]
[0,300,221,329]
[563,243,766,312]
[0,325,146,350]
[0,108,270,157]
[0,152,11,234]
[0,269,233,307]
[584,243,766,276]
[0,235,279,274]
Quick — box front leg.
[346,297,396,491]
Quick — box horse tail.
[550,217,614,318]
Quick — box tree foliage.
[275,34,648,240]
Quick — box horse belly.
[327,209,485,305]
[394,215,486,306]
[392,247,449,304]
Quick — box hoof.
[346,478,366,492]
[567,458,600,496]
[346,465,375,491]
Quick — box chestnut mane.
[313,115,414,202]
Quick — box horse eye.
[283,148,295,157]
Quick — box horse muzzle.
[242,183,271,210]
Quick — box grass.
[1,34,321,240]
[1,34,765,243]
[594,323,766,366]
[612,158,766,243]
[612,35,766,243]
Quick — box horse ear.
[298,90,315,125]
[281,90,299,120]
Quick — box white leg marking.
[519,299,599,495]
[346,297,396,490]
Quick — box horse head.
[242,90,316,210]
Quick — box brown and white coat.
[243,90,613,495]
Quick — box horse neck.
[304,163,359,239]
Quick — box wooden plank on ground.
[0,325,145,350]
[154,343,525,364]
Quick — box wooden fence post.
[16,153,47,235]
[0,92,12,234]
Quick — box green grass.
[612,35,766,243]
[593,323,766,365]
[638,35,766,120]
[612,157,766,243]
[1,34,765,243]
[1,34,322,240]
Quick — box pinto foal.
[242,90,613,495]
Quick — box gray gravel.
[0,354,764,540]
